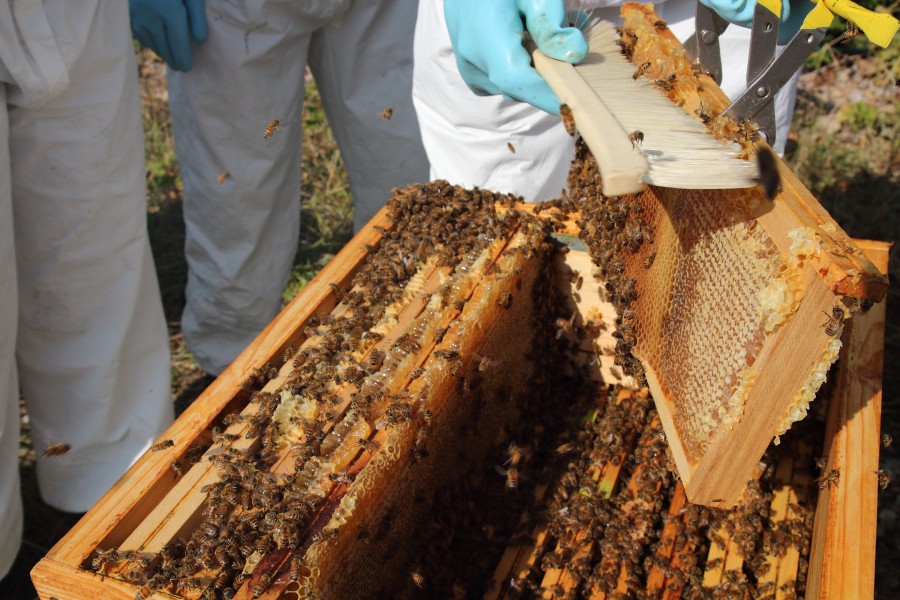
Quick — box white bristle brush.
[533,20,759,197]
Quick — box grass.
[6,30,899,597]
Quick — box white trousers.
[412,0,799,201]
[169,0,430,376]
[0,0,172,577]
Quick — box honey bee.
[434,327,448,343]
[875,469,891,491]
[632,61,651,80]
[411,568,426,589]
[252,573,272,599]
[507,142,516,154]
[816,468,840,489]
[368,349,386,371]
[496,465,519,489]
[221,413,244,427]
[738,118,760,142]
[216,171,231,184]
[654,19,668,31]
[435,349,459,361]
[42,443,71,457]
[834,22,860,44]
[171,460,184,478]
[263,119,280,139]
[477,355,493,372]
[380,107,394,120]
[506,443,524,466]
[654,76,675,91]
[555,442,576,455]
[560,104,576,136]
[290,555,304,581]
[628,130,644,149]
[135,575,164,600]
[498,291,512,309]
[754,146,781,200]
[821,305,844,337]
[312,528,341,543]
[150,439,175,452]
[450,360,464,377]
[694,101,712,124]
[883,433,893,448]
[91,548,120,574]
[357,437,380,453]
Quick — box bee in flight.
[42,443,70,457]
[263,119,280,139]
[380,107,394,121]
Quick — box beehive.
[30,184,887,599]
[31,5,888,598]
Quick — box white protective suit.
[0,0,173,577]
[168,0,431,376]
[413,0,800,201]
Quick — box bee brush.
[533,20,759,197]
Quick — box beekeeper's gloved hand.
[698,0,814,44]
[129,0,208,72]
[444,0,588,115]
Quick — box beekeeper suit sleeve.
[0,2,172,577]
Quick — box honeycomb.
[572,141,803,464]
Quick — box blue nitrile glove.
[444,0,589,115]
[698,0,816,44]
[130,0,208,72]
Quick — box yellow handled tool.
[686,0,898,147]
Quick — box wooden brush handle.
[532,49,649,197]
